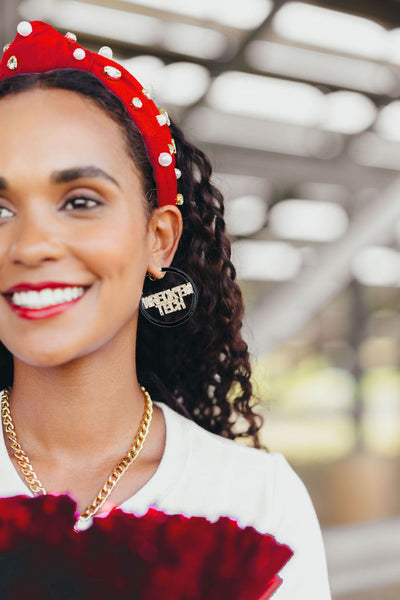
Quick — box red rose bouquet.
[0,495,293,599]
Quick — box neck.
[7,334,146,464]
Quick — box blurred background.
[2,0,400,596]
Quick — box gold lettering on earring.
[142,283,194,316]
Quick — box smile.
[1,283,90,320]
[9,286,86,309]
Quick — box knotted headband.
[0,21,181,207]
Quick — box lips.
[1,282,90,319]
[3,281,87,294]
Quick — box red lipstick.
[7,297,86,320]
[3,282,85,294]
[2,282,90,320]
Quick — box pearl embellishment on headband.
[131,97,143,109]
[17,21,33,37]
[7,56,17,70]
[159,152,173,167]
[65,32,77,42]
[98,46,113,59]
[142,88,152,99]
[2,44,10,53]
[175,168,182,179]
[73,48,85,60]
[104,65,121,80]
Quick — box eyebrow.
[50,166,120,188]
[0,166,120,192]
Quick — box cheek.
[71,218,149,285]
[0,225,17,262]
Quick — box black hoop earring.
[139,266,198,327]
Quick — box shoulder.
[161,400,281,473]
[159,403,311,531]
[155,404,332,598]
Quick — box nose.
[8,213,64,267]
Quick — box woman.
[0,21,331,598]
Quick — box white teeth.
[27,291,39,309]
[39,289,52,306]
[53,288,64,304]
[10,287,85,309]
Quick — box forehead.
[0,87,134,179]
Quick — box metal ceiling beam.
[319,0,400,24]
[202,142,396,190]
[219,0,290,73]
[244,176,400,356]
[181,0,290,122]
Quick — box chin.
[13,349,77,369]
[6,336,89,369]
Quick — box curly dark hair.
[0,69,263,447]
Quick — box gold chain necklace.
[0,386,153,529]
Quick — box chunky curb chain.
[1,389,45,494]
[1,386,153,526]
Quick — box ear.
[147,205,183,278]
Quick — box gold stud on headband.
[6,56,17,70]
[168,139,176,154]
[65,32,77,42]
[157,109,170,126]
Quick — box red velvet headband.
[0,21,181,207]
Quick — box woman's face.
[0,87,180,367]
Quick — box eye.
[63,196,101,211]
[0,206,14,219]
